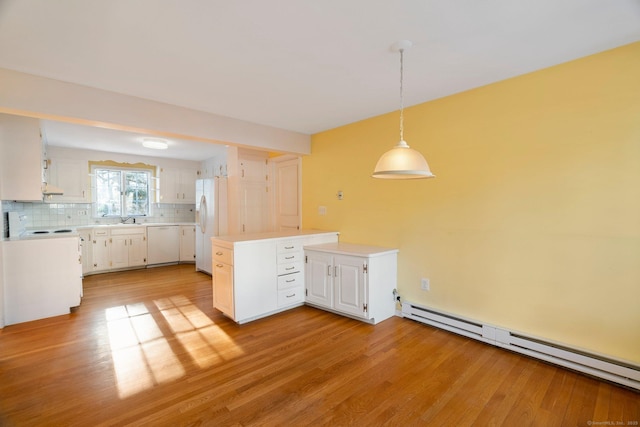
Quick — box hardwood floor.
[0,264,637,426]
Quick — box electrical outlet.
[318,206,327,216]
[421,278,430,291]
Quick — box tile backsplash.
[2,201,195,229]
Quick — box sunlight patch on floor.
[155,296,244,369]
[106,303,185,399]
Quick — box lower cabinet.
[212,244,234,319]
[304,243,398,324]
[211,231,339,323]
[179,225,196,262]
[88,226,147,273]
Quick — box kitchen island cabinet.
[211,230,338,323]
[3,236,82,325]
[304,242,398,324]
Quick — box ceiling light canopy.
[142,137,169,150]
[372,40,435,180]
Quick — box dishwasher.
[147,225,180,265]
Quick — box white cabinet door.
[159,167,197,203]
[179,169,197,203]
[47,157,88,203]
[274,157,300,232]
[110,235,129,269]
[92,236,111,272]
[333,255,367,319]
[213,262,234,318]
[305,251,333,308]
[179,225,196,262]
[240,181,267,233]
[79,229,92,276]
[128,234,147,267]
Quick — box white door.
[305,251,333,308]
[275,157,300,231]
[333,255,367,318]
[240,181,267,233]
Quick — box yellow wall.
[302,42,640,364]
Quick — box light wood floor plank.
[0,264,637,426]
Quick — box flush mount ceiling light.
[142,137,169,150]
[372,40,435,180]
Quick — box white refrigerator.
[195,177,228,274]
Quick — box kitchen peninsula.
[211,230,339,323]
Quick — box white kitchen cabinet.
[46,157,89,203]
[304,243,398,324]
[226,148,269,235]
[276,240,305,308]
[159,167,197,203]
[179,225,196,262]
[79,229,92,276]
[88,226,147,273]
[3,236,82,325]
[212,244,234,318]
[111,227,147,269]
[211,230,339,323]
[0,114,43,201]
[91,229,111,272]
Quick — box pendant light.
[372,40,435,180]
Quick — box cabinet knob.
[216,251,223,256]
[216,264,224,268]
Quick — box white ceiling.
[1,0,639,160]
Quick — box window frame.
[91,165,152,218]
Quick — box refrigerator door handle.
[200,195,207,234]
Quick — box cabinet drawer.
[277,286,304,307]
[277,271,302,290]
[111,226,146,235]
[277,251,302,264]
[93,229,109,237]
[277,261,302,276]
[213,245,233,265]
[277,241,302,253]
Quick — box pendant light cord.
[399,48,405,142]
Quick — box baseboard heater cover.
[401,301,640,390]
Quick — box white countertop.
[212,229,339,244]
[303,242,399,257]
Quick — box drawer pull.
[285,256,295,260]
[284,246,294,249]
[286,279,296,283]
[215,251,223,256]
[216,264,224,268]
[285,266,295,270]
[286,293,296,298]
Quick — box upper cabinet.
[0,114,43,201]
[227,148,269,234]
[46,157,90,203]
[158,167,197,204]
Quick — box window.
[93,167,151,217]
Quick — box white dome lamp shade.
[372,40,435,180]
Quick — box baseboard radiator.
[401,302,640,390]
